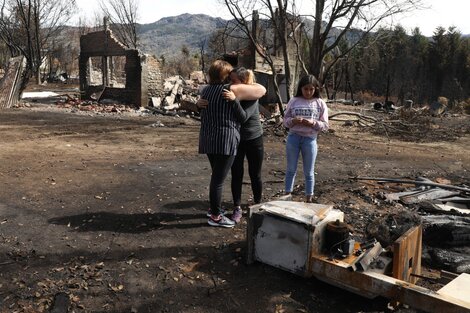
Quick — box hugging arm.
[223,84,265,123]
[221,88,247,123]
[223,90,260,123]
[230,83,266,101]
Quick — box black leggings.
[231,135,264,206]
[207,154,236,216]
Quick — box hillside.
[135,13,364,59]
[62,13,470,62]
[137,14,227,58]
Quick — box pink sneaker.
[231,207,243,223]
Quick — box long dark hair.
[295,75,321,98]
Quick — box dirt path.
[0,104,469,312]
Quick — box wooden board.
[434,203,470,214]
[310,255,470,313]
[436,196,470,204]
[255,201,333,225]
[400,189,460,204]
[393,225,422,284]
[437,273,470,303]
[385,190,421,201]
[0,56,25,109]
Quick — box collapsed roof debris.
[353,176,470,275]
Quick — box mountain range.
[70,13,470,60]
[137,14,227,58]
[135,13,359,59]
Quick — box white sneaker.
[208,215,235,228]
[277,193,292,201]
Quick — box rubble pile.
[366,211,422,247]
[354,176,470,274]
[329,95,470,143]
[150,74,202,112]
[55,97,138,114]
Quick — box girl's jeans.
[285,133,318,196]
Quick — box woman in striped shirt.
[199,60,266,228]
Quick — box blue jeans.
[285,133,318,196]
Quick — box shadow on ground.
[48,200,211,233]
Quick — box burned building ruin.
[79,25,162,107]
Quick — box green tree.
[442,27,468,105]
[408,27,429,103]
[428,27,454,101]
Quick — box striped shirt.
[198,84,246,155]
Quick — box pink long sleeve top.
[283,96,329,138]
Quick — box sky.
[75,0,470,36]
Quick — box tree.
[0,41,9,68]
[0,0,77,85]
[198,38,207,73]
[162,45,199,78]
[99,0,139,48]
[369,26,410,104]
[223,0,424,108]
[428,27,469,105]
[207,25,246,58]
[428,27,451,100]
[407,27,428,103]
[453,36,470,103]
[306,0,424,83]
[223,0,303,114]
[181,44,190,57]
[323,24,470,105]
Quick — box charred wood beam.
[352,177,470,193]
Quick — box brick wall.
[144,55,163,98]
[79,30,163,107]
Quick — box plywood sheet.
[437,273,470,304]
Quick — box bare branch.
[99,0,139,48]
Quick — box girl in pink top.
[283,75,329,202]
